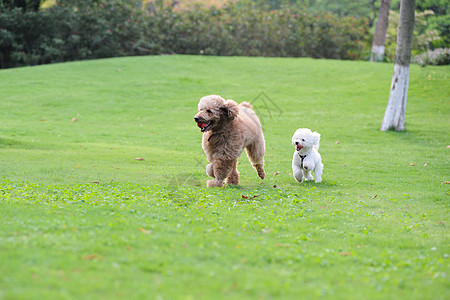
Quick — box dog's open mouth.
[197,121,213,132]
[296,145,303,151]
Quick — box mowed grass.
[0,55,448,299]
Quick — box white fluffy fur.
[291,128,323,183]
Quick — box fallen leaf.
[335,141,340,144]
[339,252,352,256]
[424,163,428,167]
[409,163,416,166]
[71,118,78,122]
[92,181,99,184]
[274,171,280,177]
[442,181,450,185]
[138,228,151,234]
[447,145,450,149]
[273,185,277,188]
[372,195,378,199]
[40,118,46,122]
[82,254,104,261]
[249,194,260,199]
[241,195,248,199]
[135,157,145,161]
[74,165,81,168]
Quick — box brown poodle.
[194,95,265,188]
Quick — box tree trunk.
[380,0,415,131]
[370,0,391,62]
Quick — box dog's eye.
[301,139,305,142]
[207,109,212,113]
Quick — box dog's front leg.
[302,160,315,181]
[225,160,239,185]
[207,159,234,188]
[293,164,304,183]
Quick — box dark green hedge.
[0,0,370,69]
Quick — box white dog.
[291,128,323,183]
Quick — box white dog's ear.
[221,100,239,120]
[312,132,321,145]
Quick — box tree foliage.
[0,0,370,68]
[251,0,448,49]
[1,0,41,11]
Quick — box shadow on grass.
[0,137,41,150]
[167,172,203,190]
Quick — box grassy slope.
[0,55,448,299]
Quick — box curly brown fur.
[194,95,266,188]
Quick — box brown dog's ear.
[220,100,239,120]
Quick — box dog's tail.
[240,101,253,109]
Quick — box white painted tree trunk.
[380,64,409,131]
[371,0,391,62]
[380,0,415,131]
[371,45,386,62]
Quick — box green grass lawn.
[0,55,448,299]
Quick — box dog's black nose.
[194,116,199,122]
[295,141,299,145]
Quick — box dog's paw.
[258,169,265,180]
[225,177,239,186]
[293,174,303,183]
[207,179,223,188]
[254,164,265,179]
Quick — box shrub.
[413,48,450,67]
[146,2,370,60]
[0,0,371,68]
[0,0,147,68]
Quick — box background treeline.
[0,0,448,69]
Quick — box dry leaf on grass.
[82,254,104,261]
[138,228,151,234]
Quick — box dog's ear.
[220,100,239,120]
[312,132,321,145]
